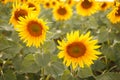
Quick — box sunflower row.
[2,0,119,24]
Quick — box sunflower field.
[0,0,120,80]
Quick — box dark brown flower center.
[2,0,4,1]
[27,21,43,37]
[21,0,27,2]
[68,0,72,4]
[101,2,107,8]
[14,9,28,21]
[81,0,92,9]
[57,6,67,15]
[52,1,56,6]
[28,3,36,10]
[66,42,86,58]
[115,6,120,16]
[45,2,50,7]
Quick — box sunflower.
[57,31,101,69]
[9,3,33,27]
[66,0,75,7]
[76,0,99,16]
[25,0,40,15]
[53,3,72,21]
[57,0,60,2]
[51,0,59,8]
[43,0,51,9]
[107,3,120,23]
[15,14,49,48]
[99,2,113,11]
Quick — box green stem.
[40,68,45,80]
[45,74,51,80]
[1,70,5,80]
[0,62,5,80]
[108,65,117,72]
[70,66,78,79]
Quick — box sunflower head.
[19,0,28,3]
[25,0,40,15]
[107,3,120,23]
[66,0,75,7]
[115,5,120,16]
[53,2,72,21]
[51,0,59,8]
[100,2,113,11]
[43,0,51,9]
[57,31,101,69]
[9,3,33,27]
[76,0,99,16]
[16,14,49,48]
[81,0,93,9]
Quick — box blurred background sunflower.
[76,0,100,16]
[107,2,120,23]
[52,2,72,21]
[9,2,33,27]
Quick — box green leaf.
[96,72,120,80]
[78,66,93,78]
[4,70,17,80]
[2,41,22,59]
[51,55,59,62]
[34,53,50,67]
[0,76,2,80]
[45,62,65,77]
[20,54,40,73]
[12,54,23,72]
[16,74,25,80]
[92,60,106,71]
[101,44,115,61]
[11,31,20,42]
[113,43,120,67]
[61,70,75,80]
[0,36,10,52]
[42,40,56,54]
[98,27,109,43]
[115,32,120,41]
[22,46,39,54]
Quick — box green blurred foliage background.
[0,2,120,80]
